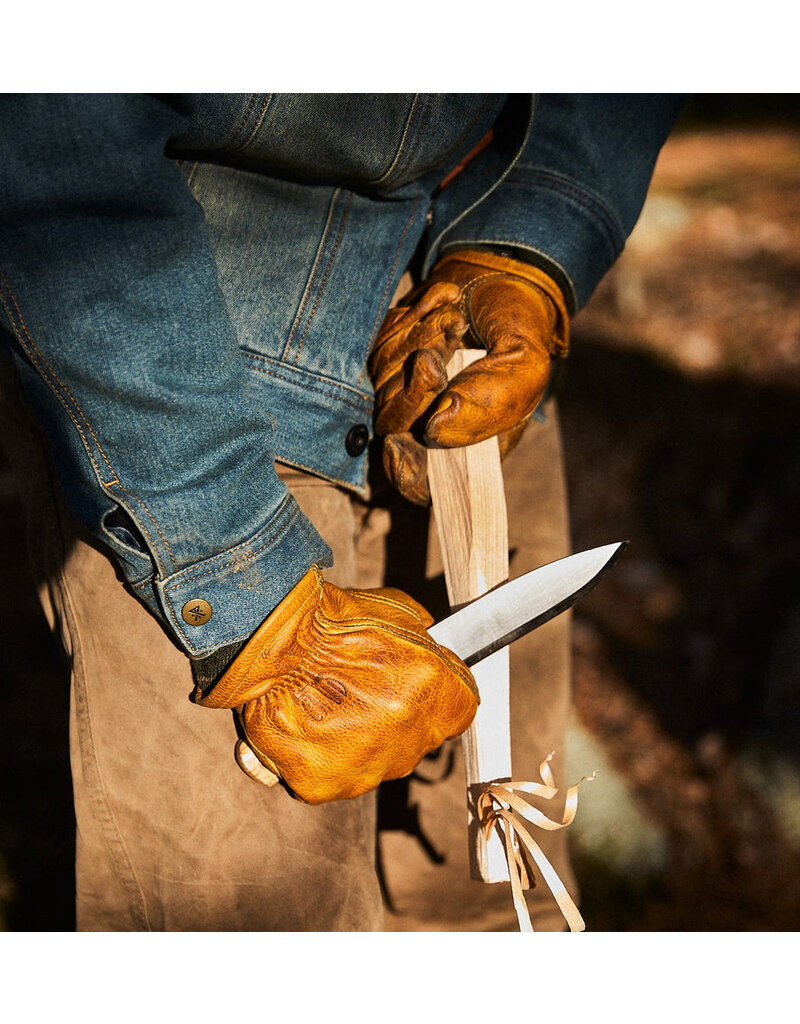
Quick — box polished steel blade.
[428,542,627,666]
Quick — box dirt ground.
[1,98,799,931]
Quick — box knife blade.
[427,541,626,666]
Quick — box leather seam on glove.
[346,588,430,624]
[311,607,478,695]
[457,271,560,357]
[435,249,570,357]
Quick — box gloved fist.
[194,565,478,804]
[369,249,570,505]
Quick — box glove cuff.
[193,565,323,709]
[434,248,570,357]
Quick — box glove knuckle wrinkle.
[213,563,479,803]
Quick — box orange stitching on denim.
[0,269,175,573]
[0,272,117,480]
[370,190,421,345]
[232,94,273,154]
[163,504,304,649]
[229,94,259,147]
[0,275,165,559]
[284,188,344,358]
[393,94,431,184]
[293,192,352,365]
[164,497,301,593]
[369,94,422,187]
[274,444,369,491]
[284,222,329,355]
[357,189,421,387]
[246,361,370,410]
[281,451,369,491]
[184,161,200,189]
[111,482,177,568]
[512,167,624,252]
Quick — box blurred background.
[1,94,799,931]
[561,93,800,929]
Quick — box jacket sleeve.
[0,94,331,657]
[428,94,688,312]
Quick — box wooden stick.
[427,349,512,883]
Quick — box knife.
[233,541,626,789]
[428,541,626,666]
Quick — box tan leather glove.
[194,565,478,804]
[369,248,570,505]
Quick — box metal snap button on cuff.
[182,599,213,625]
[345,423,369,457]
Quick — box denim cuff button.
[345,424,369,457]
[181,599,213,625]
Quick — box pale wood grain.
[427,349,512,883]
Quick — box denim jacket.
[0,94,685,656]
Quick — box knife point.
[430,540,629,666]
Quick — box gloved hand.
[194,565,478,804]
[369,248,570,505]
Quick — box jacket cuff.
[151,493,332,657]
[433,167,629,313]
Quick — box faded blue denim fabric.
[0,93,683,656]
[428,94,688,311]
